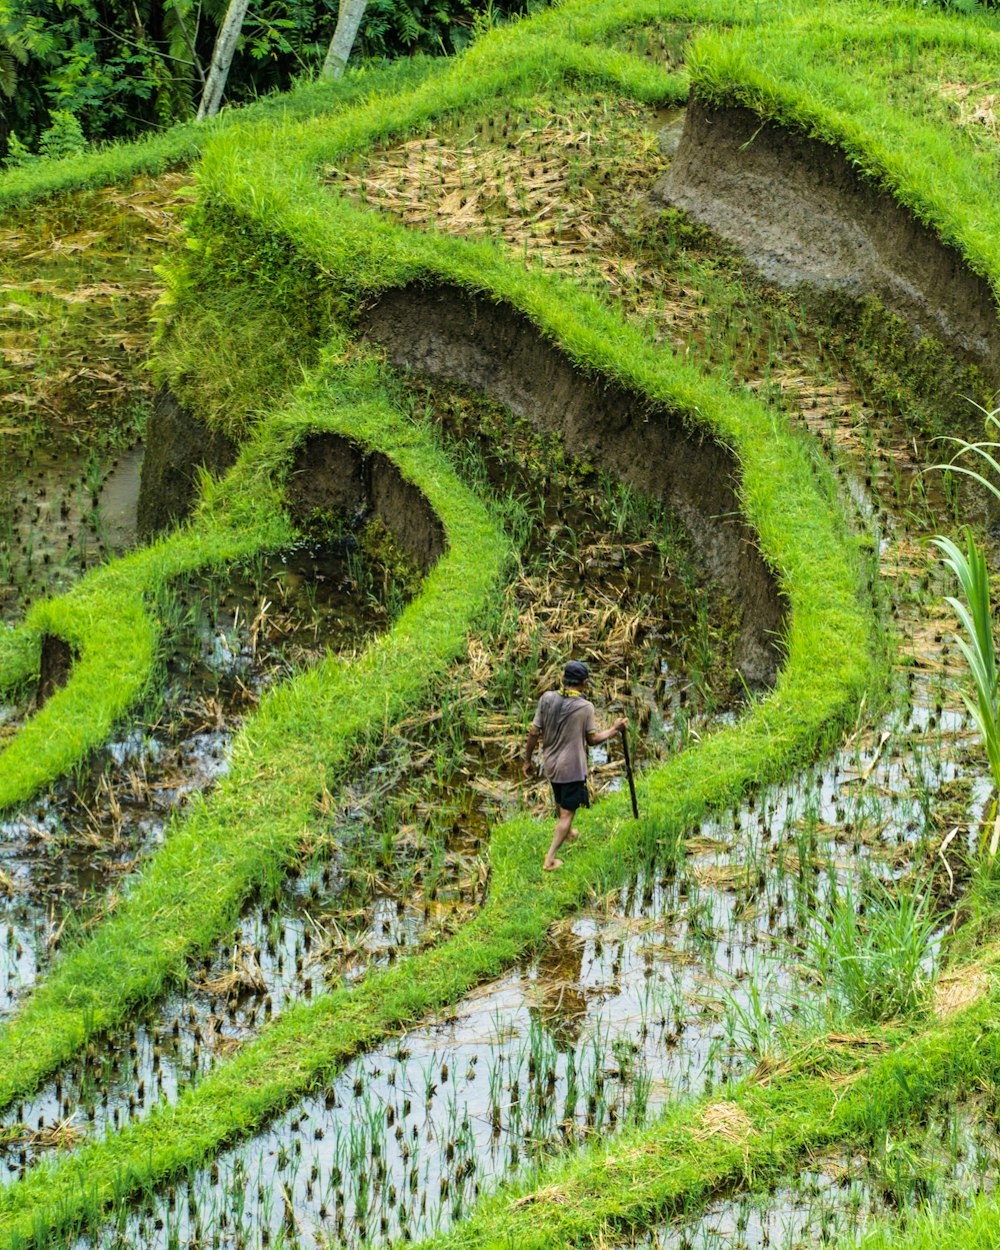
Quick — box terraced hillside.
[3,2,1000,1248]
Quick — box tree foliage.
[0,0,545,155]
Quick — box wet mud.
[655,96,1000,389]
[0,438,145,622]
[360,284,784,690]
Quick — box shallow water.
[4,87,995,1250]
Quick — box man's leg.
[543,806,575,871]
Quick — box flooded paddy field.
[0,374,738,1181]
[4,30,1000,1250]
[65,554,980,1248]
[0,535,407,1017]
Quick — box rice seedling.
[810,873,940,1025]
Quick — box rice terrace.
[9,0,1000,1245]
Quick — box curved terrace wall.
[655,96,1000,389]
[287,432,445,572]
[360,283,784,689]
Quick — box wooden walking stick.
[620,726,639,819]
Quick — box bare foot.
[542,858,563,872]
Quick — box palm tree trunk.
[321,0,368,82]
[196,0,251,121]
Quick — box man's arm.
[587,715,628,747]
[522,725,541,778]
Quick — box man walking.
[523,660,628,872]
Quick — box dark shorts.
[551,779,590,814]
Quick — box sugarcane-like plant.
[932,530,1000,854]
[933,403,1000,856]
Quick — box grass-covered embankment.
[403,974,1000,1250]
[0,504,292,812]
[686,5,1000,297]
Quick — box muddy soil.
[0,440,145,621]
[655,96,1000,390]
[286,433,445,573]
[360,285,784,690]
[136,390,237,538]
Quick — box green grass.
[686,5,1000,298]
[19,0,1000,1244]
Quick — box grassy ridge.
[687,5,1000,296]
[405,985,1000,1250]
[0,58,446,212]
[0,355,509,1111]
[0,507,292,812]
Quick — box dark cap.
[563,660,590,687]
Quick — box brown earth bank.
[358,282,784,689]
[654,94,1000,390]
[37,634,74,706]
[136,387,238,538]
[137,396,445,571]
[285,432,445,572]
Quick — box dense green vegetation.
[4,0,1000,1247]
[0,0,545,154]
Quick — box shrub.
[37,109,87,160]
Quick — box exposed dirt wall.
[655,96,1000,388]
[137,388,238,538]
[286,433,445,573]
[37,634,73,707]
[359,283,784,689]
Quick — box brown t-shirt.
[531,690,596,783]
